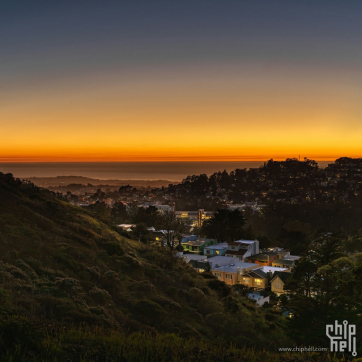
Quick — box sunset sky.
[1,0,362,162]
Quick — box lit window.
[216,250,219,255]
[254,278,262,285]
[243,278,250,284]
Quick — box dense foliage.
[281,234,362,350]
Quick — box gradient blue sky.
[1,1,362,161]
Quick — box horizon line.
[0,157,348,163]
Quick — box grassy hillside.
[0,173,342,361]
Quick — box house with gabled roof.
[240,269,269,290]
[270,271,291,296]
[225,242,250,260]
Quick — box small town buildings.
[175,210,214,227]
[155,204,175,213]
[204,239,259,260]
[189,259,210,273]
[240,266,289,290]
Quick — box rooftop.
[212,262,259,274]
[272,259,295,266]
[225,249,248,256]
[233,239,258,244]
[183,240,206,246]
[243,269,268,279]
[258,266,289,273]
[238,243,252,248]
[283,255,300,261]
[204,243,228,250]
[271,271,292,283]
[182,254,207,263]
[248,253,278,261]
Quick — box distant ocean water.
[0,161,332,182]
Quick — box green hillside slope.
[0,173,339,361]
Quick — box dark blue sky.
[2,1,362,73]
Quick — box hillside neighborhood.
[19,158,362,307]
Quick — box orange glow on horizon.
[0,154,357,163]
[1,64,361,162]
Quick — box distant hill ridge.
[25,175,176,187]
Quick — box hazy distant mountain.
[26,176,175,188]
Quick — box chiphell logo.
[326,320,357,356]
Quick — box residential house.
[225,241,254,261]
[182,255,237,273]
[265,247,290,258]
[272,254,300,270]
[182,238,217,255]
[272,259,295,269]
[211,261,259,286]
[270,271,292,296]
[236,239,260,255]
[246,252,279,267]
[181,234,197,243]
[207,256,240,269]
[241,266,289,290]
[189,259,210,273]
[203,243,228,257]
[240,269,269,290]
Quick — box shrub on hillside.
[101,241,124,256]
[132,300,166,324]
